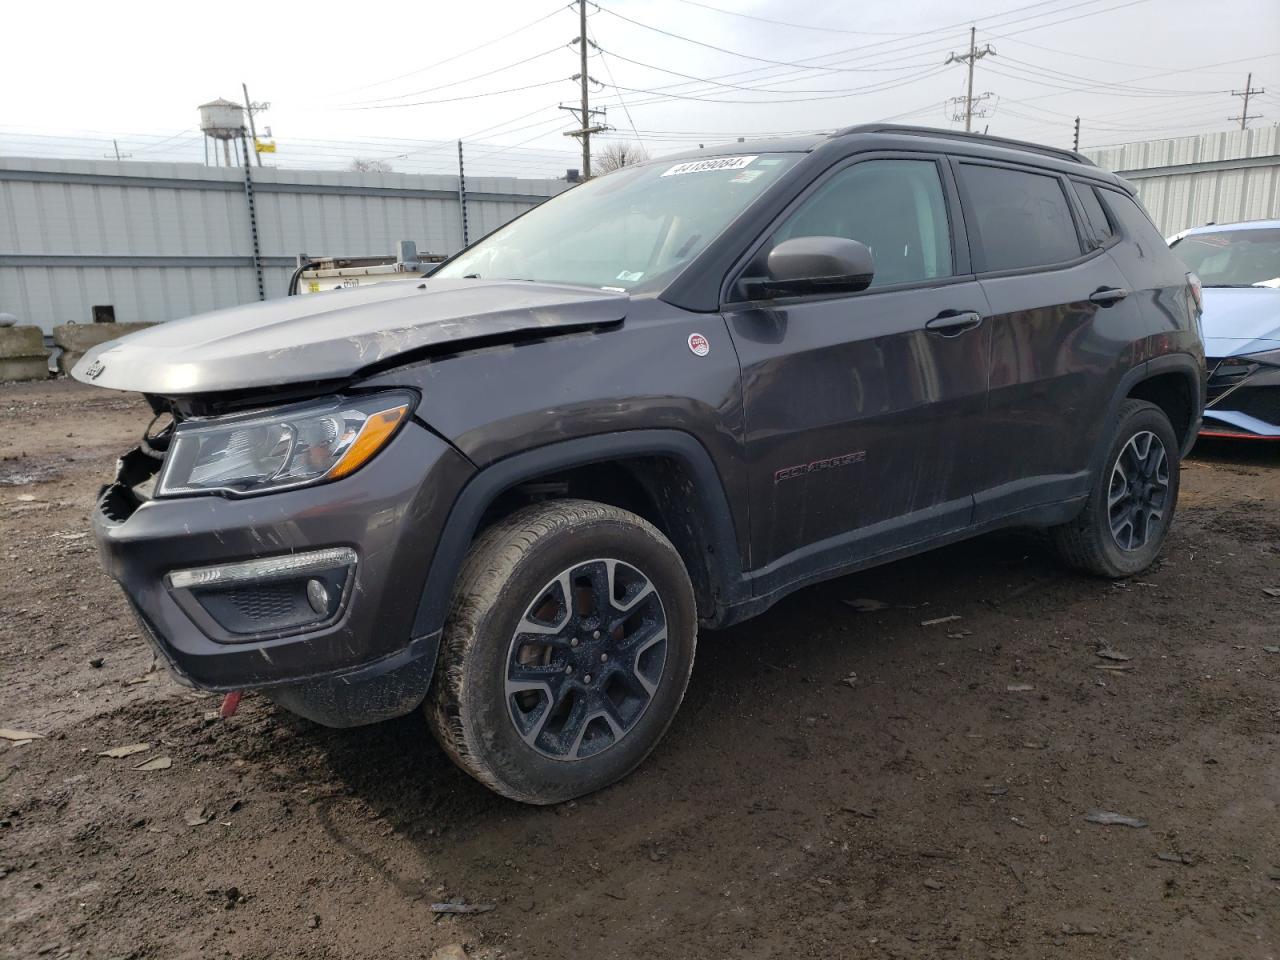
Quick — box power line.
[130,128,199,153]
[994,55,1230,96]
[340,77,570,110]
[590,31,642,146]
[586,0,1152,114]
[997,35,1257,75]
[594,2,928,74]
[664,0,911,35]
[996,49,1277,115]
[598,64,952,105]
[595,43,938,94]
[333,5,570,95]
[343,45,572,106]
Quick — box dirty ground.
[1,379,1278,959]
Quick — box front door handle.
[1089,286,1129,306]
[925,310,983,337]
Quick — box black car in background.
[74,125,1204,803]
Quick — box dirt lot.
[1,379,1278,960]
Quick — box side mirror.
[759,236,875,297]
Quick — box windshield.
[434,153,802,292]
[1170,228,1280,288]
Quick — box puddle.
[0,460,63,486]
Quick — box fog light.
[306,578,330,615]
[165,547,357,640]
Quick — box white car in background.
[1169,219,1280,440]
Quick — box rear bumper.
[92,422,473,723]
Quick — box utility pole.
[104,139,132,161]
[561,0,609,177]
[1229,72,1265,130]
[457,140,469,248]
[241,83,270,166]
[1072,116,1081,152]
[238,128,265,300]
[945,26,996,132]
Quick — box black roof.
[661,124,1097,171]
[833,124,1094,166]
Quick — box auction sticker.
[662,155,757,177]
[688,332,710,356]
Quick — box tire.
[425,499,697,804]
[1051,399,1180,578]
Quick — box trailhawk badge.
[687,333,710,357]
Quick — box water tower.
[199,98,246,167]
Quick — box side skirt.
[717,497,1085,628]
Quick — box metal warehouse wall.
[0,157,572,332]
[1083,127,1280,236]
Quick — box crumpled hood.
[71,278,628,395]
[1200,287,1280,357]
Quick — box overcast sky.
[4,0,1278,176]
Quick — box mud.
[1,379,1278,959]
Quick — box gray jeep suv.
[75,125,1205,803]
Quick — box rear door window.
[958,163,1084,272]
[1071,181,1115,248]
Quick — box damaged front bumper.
[1201,353,1280,439]
[92,422,473,726]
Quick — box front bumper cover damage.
[1201,354,1280,439]
[92,421,474,726]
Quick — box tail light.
[1187,272,1203,313]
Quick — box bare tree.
[593,141,650,174]
[348,157,394,173]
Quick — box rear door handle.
[1089,286,1129,306]
[925,310,983,337]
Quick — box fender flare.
[410,429,747,638]
[1090,353,1205,483]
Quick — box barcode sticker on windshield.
[661,155,758,177]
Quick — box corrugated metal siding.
[1083,128,1280,235]
[0,157,571,331]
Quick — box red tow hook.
[220,691,243,718]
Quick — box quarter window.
[766,159,954,289]
[1098,189,1168,259]
[959,164,1083,271]
[1071,181,1115,248]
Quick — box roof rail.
[831,124,1095,167]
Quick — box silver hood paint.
[1200,287,1280,357]
[71,278,628,395]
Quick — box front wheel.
[1051,399,1181,577]
[425,499,697,804]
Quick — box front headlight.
[156,392,414,497]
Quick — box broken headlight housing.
[156,392,414,498]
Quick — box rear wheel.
[1051,399,1180,577]
[425,499,697,804]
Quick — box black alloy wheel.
[425,499,697,804]
[1106,430,1170,551]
